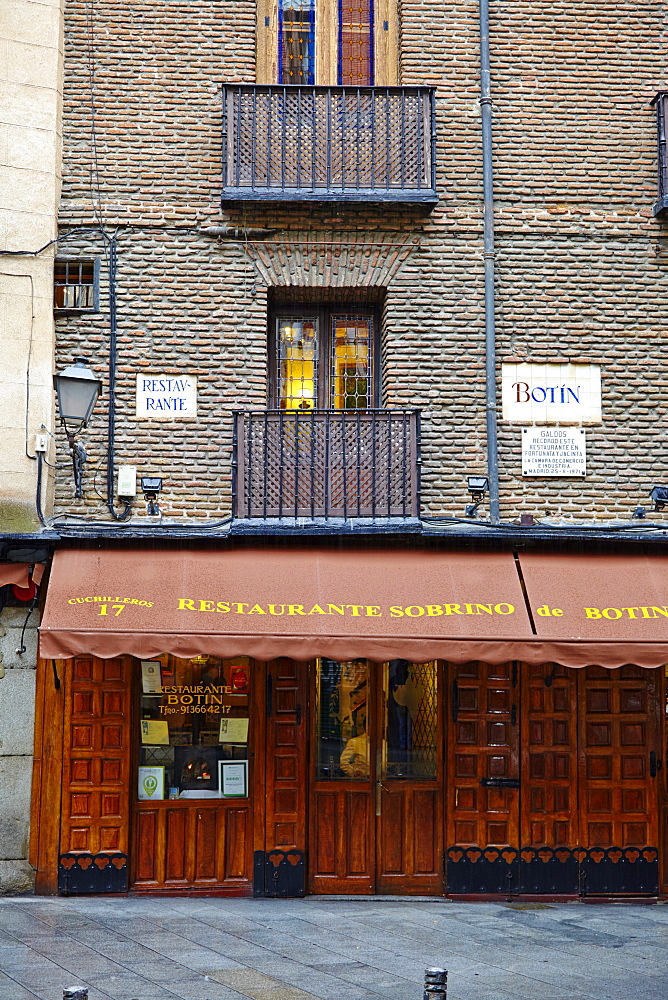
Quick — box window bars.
[232,408,420,520]
[222,85,437,202]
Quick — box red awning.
[38,547,668,667]
[40,546,534,662]
[519,551,668,668]
[0,563,31,589]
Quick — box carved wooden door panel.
[59,656,132,893]
[261,658,308,896]
[578,665,661,895]
[446,661,520,893]
[520,663,579,893]
[377,660,443,894]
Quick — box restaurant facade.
[2,0,668,902]
[25,540,668,899]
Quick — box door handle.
[480,777,520,788]
[266,673,273,717]
[295,703,302,726]
[511,704,517,726]
[451,679,459,722]
[650,750,660,778]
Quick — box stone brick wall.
[53,0,668,522]
[0,609,38,894]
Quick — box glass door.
[377,660,443,893]
[309,658,443,894]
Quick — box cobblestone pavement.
[0,896,667,1000]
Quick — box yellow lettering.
[443,604,464,615]
[639,607,653,618]
[536,604,551,616]
[552,608,563,617]
[475,604,493,615]
[167,694,179,705]
[248,604,267,614]
[426,605,443,616]
[327,604,345,615]
[346,605,364,616]
[389,606,404,617]
[268,604,285,616]
[199,601,215,612]
[365,606,382,617]
[405,606,424,617]
[494,603,514,615]
[232,603,249,613]
[288,605,306,615]
[216,602,230,613]
[308,604,327,615]
[178,599,195,610]
[620,607,639,619]
[602,607,622,619]
[651,606,668,618]
[584,607,602,618]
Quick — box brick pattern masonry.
[54,0,668,521]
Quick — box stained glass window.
[279,0,315,84]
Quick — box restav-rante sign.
[522,427,586,477]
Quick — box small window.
[270,302,379,409]
[54,259,100,311]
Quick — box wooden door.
[445,661,520,893]
[309,658,375,893]
[578,665,661,895]
[520,663,579,893]
[59,656,133,892]
[377,660,443,894]
[262,658,309,895]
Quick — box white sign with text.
[136,374,197,420]
[522,427,587,477]
[502,363,601,424]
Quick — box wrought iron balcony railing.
[221,86,437,203]
[232,409,421,521]
[652,92,668,217]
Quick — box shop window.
[137,656,251,801]
[54,258,100,311]
[269,304,379,409]
[338,0,373,85]
[316,658,370,778]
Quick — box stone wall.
[1,0,63,892]
[0,608,38,893]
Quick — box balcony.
[221,86,437,203]
[652,91,668,217]
[232,409,421,529]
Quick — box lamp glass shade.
[54,359,102,432]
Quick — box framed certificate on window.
[218,760,248,798]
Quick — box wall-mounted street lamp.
[53,357,102,498]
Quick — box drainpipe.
[479,0,500,521]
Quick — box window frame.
[256,0,397,86]
[53,257,101,313]
[268,301,381,409]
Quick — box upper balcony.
[231,409,421,531]
[221,85,437,204]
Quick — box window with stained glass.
[272,305,377,409]
[338,0,373,85]
[279,0,315,83]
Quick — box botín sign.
[501,363,601,424]
[136,374,197,419]
[522,428,586,477]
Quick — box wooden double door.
[307,659,444,894]
[446,662,662,896]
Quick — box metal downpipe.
[479,0,500,521]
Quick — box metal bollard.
[63,989,88,1000]
[423,967,447,1000]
